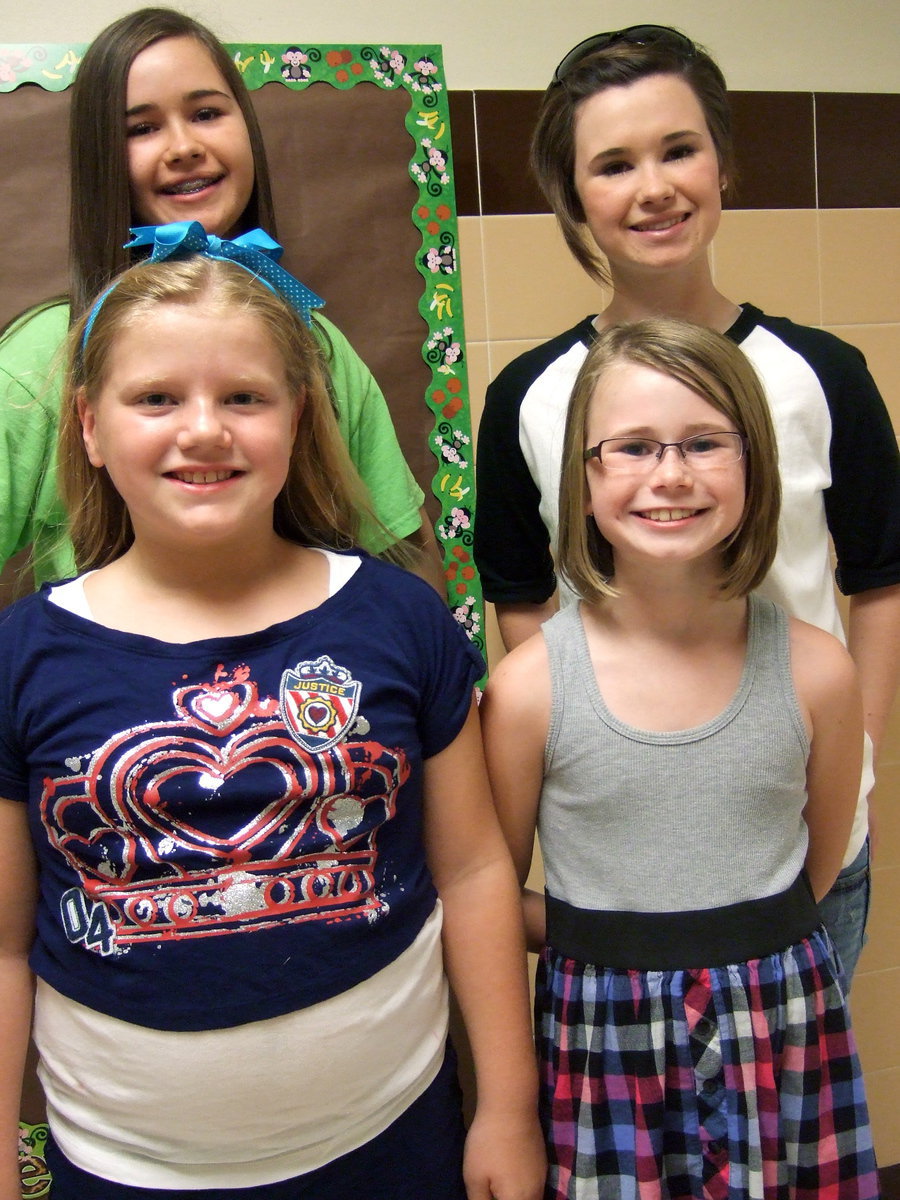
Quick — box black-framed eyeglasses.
[584,431,746,472]
[553,25,696,84]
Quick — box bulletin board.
[0,42,483,652]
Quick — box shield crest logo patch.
[280,655,362,752]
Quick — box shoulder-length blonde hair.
[60,257,380,571]
[557,318,780,603]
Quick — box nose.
[650,443,690,484]
[176,400,231,451]
[636,160,675,204]
[164,118,205,165]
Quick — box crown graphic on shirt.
[88,845,386,943]
[42,666,408,947]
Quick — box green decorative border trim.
[0,42,484,654]
[18,1121,51,1198]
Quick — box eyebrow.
[125,88,232,117]
[600,422,735,438]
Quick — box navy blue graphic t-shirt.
[0,555,483,1031]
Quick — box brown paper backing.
[0,78,433,511]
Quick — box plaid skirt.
[537,927,879,1200]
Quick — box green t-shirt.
[0,304,424,586]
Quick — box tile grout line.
[469,94,495,383]
[811,92,825,328]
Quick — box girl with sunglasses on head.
[482,317,879,1200]
[474,23,900,991]
[0,6,441,594]
[0,234,545,1200]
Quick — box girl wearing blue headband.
[0,6,441,594]
[0,250,545,1200]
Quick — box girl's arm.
[848,582,900,851]
[480,634,552,951]
[0,304,76,588]
[402,509,446,594]
[423,701,545,1200]
[496,598,559,653]
[0,798,38,1200]
[313,314,443,585]
[790,620,865,901]
[848,583,900,764]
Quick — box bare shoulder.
[481,629,552,735]
[788,615,859,703]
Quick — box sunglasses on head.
[552,25,696,84]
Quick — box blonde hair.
[60,257,383,571]
[557,318,780,603]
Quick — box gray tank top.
[539,594,810,914]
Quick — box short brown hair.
[69,8,276,317]
[532,30,734,286]
[60,257,375,570]
[557,318,780,603]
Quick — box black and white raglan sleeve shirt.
[474,316,596,606]
[474,305,900,630]
[734,304,900,629]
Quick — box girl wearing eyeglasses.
[482,317,879,1200]
[473,24,900,991]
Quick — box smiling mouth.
[639,507,698,522]
[169,470,238,484]
[160,175,224,197]
[630,214,688,233]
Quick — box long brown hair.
[69,7,275,318]
[60,258,378,570]
[557,318,780,603]
[532,30,735,287]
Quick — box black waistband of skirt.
[545,873,820,970]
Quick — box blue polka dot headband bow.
[81,221,325,349]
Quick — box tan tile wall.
[460,208,900,1163]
